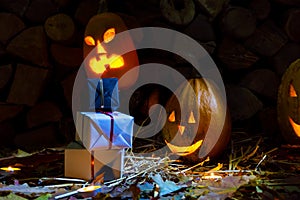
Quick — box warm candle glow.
[178,125,185,135]
[168,111,175,122]
[202,172,222,180]
[84,36,95,46]
[78,185,101,193]
[165,139,203,156]
[103,28,115,43]
[88,54,124,74]
[289,116,300,137]
[110,56,124,69]
[290,83,297,97]
[0,166,21,172]
[188,111,196,123]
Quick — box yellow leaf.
[14,149,32,158]
[208,163,223,172]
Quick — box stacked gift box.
[65,78,134,181]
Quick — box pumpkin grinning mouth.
[289,116,300,137]
[89,54,124,74]
[165,139,203,156]
[95,54,123,62]
[95,54,108,61]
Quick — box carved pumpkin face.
[83,12,139,89]
[162,78,231,163]
[165,110,204,156]
[278,59,300,144]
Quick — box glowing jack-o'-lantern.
[162,78,231,163]
[83,12,139,89]
[278,59,300,144]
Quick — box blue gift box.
[87,78,120,112]
[76,111,134,150]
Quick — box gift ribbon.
[88,112,114,150]
[100,111,114,150]
[99,78,105,109]
[91,150,106,182]
[91,150,95,180]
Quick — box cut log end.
[160,0,195,25]
[7,64,49,106]
[44,13,75,42]
[284,9,300,42]
[220,7,257,40]
[6,26,49,67]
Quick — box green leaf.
[1,193,27,200]
[14,149,32,158]
[34,194,52,200]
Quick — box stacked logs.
[0,0,299,150]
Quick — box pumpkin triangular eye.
[103,28,115,43]
[168,111,175,122]
[290,83,297,97]
[188,111,196,123]
[84,36,95,46]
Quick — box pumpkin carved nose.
[96,41,107,54]
[178,125,185,135]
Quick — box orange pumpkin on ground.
[277,59,300,144]
[162,78,231,163]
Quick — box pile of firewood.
[0,0,299,150]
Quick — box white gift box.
[76,112,134,150]
[64,148,125,181]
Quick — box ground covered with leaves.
[0,131,300,199]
